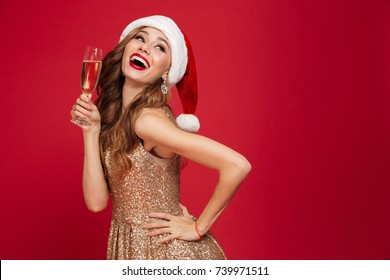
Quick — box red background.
[0,0,389,259]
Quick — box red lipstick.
[129,53,150,70]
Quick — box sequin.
[104,108,226,260]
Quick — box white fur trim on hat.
[176,114,200,133]
[119,15,188,88]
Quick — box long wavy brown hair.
[96,27,173,177]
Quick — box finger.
[89,103,98,111]
[70,106,76,118]
[179,203,195,220]
[70,118,91,127]
[76,103,91,114]
[179,203,190,216]
[75,103,92,113]
[72,112,93,124]
[76,97,93,111]
[158,235,176,244]
[79,93,91,103]
[147,228,171,237]
[143,221,169,229]
[148,212,173,220]
[70,119,79,125]
[73,105,91,116]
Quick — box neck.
[122,78,147,108]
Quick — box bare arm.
[136,109,251,242]
[71,94,109,212]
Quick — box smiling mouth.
[130,54,150,69]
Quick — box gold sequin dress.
[104,111,226,260]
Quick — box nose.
[140,43,151,55]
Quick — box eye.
[155,45,165,52]
[134,35,145,42]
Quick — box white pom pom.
[176,114,200,133]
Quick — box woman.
[71,15,251,260]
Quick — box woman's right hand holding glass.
[70,94,101,132]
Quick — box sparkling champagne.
[81,60,102,95]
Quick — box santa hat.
[120,15,200,133]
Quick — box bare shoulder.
[134,107,178,154]
[135,108,175,136]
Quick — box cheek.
[122,44,133,69]
[123,44,131,61]
[155,55,171,72]
[121,56,127,73]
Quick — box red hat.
[176,32,200,133]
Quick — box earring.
[161,77,168,95]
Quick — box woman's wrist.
[194,222,204,239]
[194,220,210,239]
[83,127,101,139]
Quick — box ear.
[162,72,169,81]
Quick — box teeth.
[131,56,149,68]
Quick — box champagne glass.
[75,46,103,126]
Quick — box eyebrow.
[138,30,170,48]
